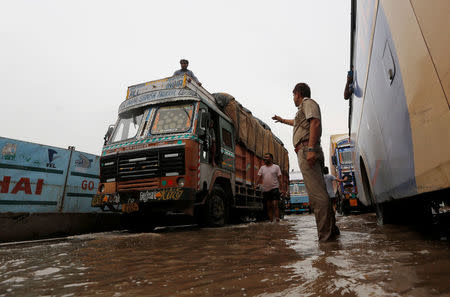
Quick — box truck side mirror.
[331,155,337,166]
[198,109,207,137]
[104,125,115,145]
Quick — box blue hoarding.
[0,137,101,213]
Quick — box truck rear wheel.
[204,186,228,227]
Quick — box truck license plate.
[349,199,358,207]
[122,202,139,213]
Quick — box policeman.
[272,82,339,242]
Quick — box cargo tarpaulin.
[212,92,289,171]
[255,120,265,158]
[237,107,249,144]
[246,116,257,153]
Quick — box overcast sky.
[1,0,351,172]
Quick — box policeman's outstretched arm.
[272,115,294,126]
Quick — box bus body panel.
[350,0,450,206]
[381,0,450,194]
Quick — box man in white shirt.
[256,153,282,222]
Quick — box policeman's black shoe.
[333,225,340,236]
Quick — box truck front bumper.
[93,188,197,213]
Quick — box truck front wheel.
[204,186,227,227]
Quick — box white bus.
[348,0,449,224]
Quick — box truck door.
[197,106,210,164]
[197,105,219,166]
[218,117,235,171]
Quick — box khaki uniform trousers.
[297,148,337,241]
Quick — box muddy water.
[0,213,449,296]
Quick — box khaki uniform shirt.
[293,97,322,147]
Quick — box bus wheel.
[205,186,226,226]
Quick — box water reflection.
[0,214,449,296]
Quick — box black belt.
[294,140,309,153]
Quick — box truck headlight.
[177,178,185,187]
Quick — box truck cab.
[93,75,235,224]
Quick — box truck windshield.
[290,182,307,195]
[339,150,353,165]
[151,104,194,135]
[111,112,144,143]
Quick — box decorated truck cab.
[93,75,289,227]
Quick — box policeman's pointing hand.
[272,115,282,122]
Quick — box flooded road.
[1,213,449,296]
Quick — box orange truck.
[92,75,289,227]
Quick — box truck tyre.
[256,197,268,221]
[204,186,227,227]
[342,199,350,216]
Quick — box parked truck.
[329,134,359,215]
[286,171,310,214]
[92,74,289,228]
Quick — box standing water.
[0,214,449,296]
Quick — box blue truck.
[330,134,359,215]
[286,171,310,214]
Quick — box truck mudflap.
[349,197,358,207]
[344,192,358,208]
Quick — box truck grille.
[100,147,185,183]
[100,155,117,183]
